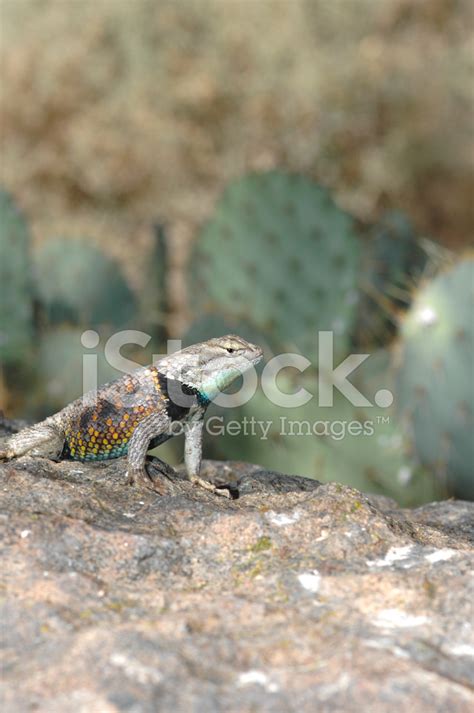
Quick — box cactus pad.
[34,238,137,328]
[0,191,33,364]
[395,257,474,499]
[190,172,360,361]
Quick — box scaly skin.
[0,336,263,496]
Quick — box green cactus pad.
[0,191,34,364]
[190,171,360,361]
[395,256,474,499]
[203,349,440,505]
[34,238,137,328]
[31,327,157,416]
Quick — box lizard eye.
[226,347,236,354]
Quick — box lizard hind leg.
[0,420,65,461]
[125,412,172,495]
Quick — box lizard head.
[197,335,263,399]
[157,335,263,401]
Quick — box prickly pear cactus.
[190,172,360,361]
[205,348,442,506]
[34,238,137,328]
[395,256,474,499]
[32,328,117,414]
[356,211,428,348]
[203,373,326,478]
[0,191,33,364]
[323,349,443,505]
[30,327,157,417]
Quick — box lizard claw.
[190,475,232,499]
[126,466,167,495]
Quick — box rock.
[0,423,473,712]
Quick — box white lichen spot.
[266,510,301,527]
[373,609,429,629]
[367,545,415,568]
[122,512,136,519]
[364,639,410,659]
[237,670,279,693]
[447,644,474,658]
[20,529,31,539]
[298,570,321,593]
[315,530,329,542]
[315,672,351,701]
[110,653,162,685]
[425,548,457,563]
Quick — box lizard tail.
[0,415,65,461]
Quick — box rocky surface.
[1,427,473,712]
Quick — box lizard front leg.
[184,418,231,498]
[126,412,174,494]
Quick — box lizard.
[0,335,263,496]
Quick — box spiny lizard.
[0,335,263,496]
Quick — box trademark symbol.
[376,416,391,425]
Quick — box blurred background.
[0,0,472,504]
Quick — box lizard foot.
[0,448,15,461]
[190,475,232,499]
[126,465,167,495]
[146,455,178,480]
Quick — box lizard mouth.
[249,348,264,366]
